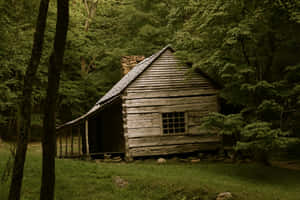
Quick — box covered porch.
[56,96,125,158]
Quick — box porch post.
[85,120,90,156]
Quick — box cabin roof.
[57,45,219,130]
[57,45,173,129]
[96,45,173,105]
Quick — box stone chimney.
[121,56,145,75]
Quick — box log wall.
[123,49,220,157]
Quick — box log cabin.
[56,45,221,159]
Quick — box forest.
[0,0,300,199]
[1,0,300,154]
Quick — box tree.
[176,0,300,161]
[39,0,69,199]
[8,0,50,199]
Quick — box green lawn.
[1,143,300,200]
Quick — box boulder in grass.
[191,159,201,163]
[114,176,129,188]
[157,158,166,164]
[216,192,233,200]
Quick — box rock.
[191,159,201,163]
[112,156,122,162]
[104,154,111,159]
[157,158,166,164]
[114,176,128,188]
[216,192,233,200]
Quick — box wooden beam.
[130,142,221,157]
[78,126,81,156]
[59,133,62,158]
[70,127,74,155]
[65,130,68,157]
[122,95,132,161]
[85,120,90,155]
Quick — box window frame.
[160,111,188,135]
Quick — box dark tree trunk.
[39,0,69,200]
[8,1,50,200]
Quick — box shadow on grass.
[203,162,300,187]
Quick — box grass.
[1,142,300,200]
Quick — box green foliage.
[200,113,295,161]
[201,113,244,138]
[237,122,287,150]
[172,0,300,159]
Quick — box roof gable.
[96,45,174,105]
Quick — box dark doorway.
[88,98,125,155]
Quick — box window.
[162,112,186,134]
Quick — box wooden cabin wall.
[123,49,220,157]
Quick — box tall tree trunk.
[81,0,98,76]
[8,0,50,200]
[39,0,69,199]
[84,0,98,32]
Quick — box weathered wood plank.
[126,113,160,121]
[125,102,218,114]
[133,74,207,80]
[126,87,212,93]
[130,83,212,89]
[126,88,213,94]
[126,117,161,129]
[133,78,208,83]
[134,72,192,77]
[126,125,210,138]
[124,95,218,108]
[128,135,220,148]
[129,142,221,157]
[126,127,161,137]
[128,83,212,88]
[142,68,186,72]
[125,89,218,99]
[131,79,210,85]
